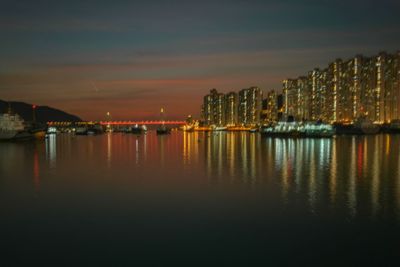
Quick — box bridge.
[99,121,186,125]
[47,121,186,126]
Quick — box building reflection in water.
[143,133,147,161]
[33,148,40,195]
[183,132,189,166]
[371,137,381,218]
[45,134,57,168]
[308,139,317,210]
[348,137,357,217]
[135,138,139,165]
[397,151,400,219]
[227,132,235,182]
[183,132,200,169]
[281,139,289,200]
[1,132,398,222]
[200,133,400,218]
[240,133,248,184]
[329,138,337,206]
[249,133,257,187]
[107,133,112,168]
[295,139,304,194]
[159,135,165,168]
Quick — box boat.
[75,126,88,135]
[354,116,380,134]
[90,124,104,135]
[227,126,252,131]
[47,127,58,135]
[381,120,400,134]
[156,108,171,135]
[181,124,195,132]
[260,121,300,137]
[194,126,212,132]
[75,124,103,135]
[303,122,335,137]
[157,125,171,135]
[213,126,227,131]
[335,116,380,135]
[28,123,47,140]
[389,120,400,133]
[260,117,334,138]
[31,129,46,139]
[130,124,147,134]
[248,128,258,133]
[0,110,33,141]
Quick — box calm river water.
[1,132,400,266]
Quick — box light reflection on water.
[191,133,400,220]
[1,132,400,220]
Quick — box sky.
[0,0,399,120]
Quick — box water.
[1,132,400,266]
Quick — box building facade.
[283,51,400,123]
[262,90,278,123]
[224,92,238,126]
[238,87,263,126]
[202,89,226,126]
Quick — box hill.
[0,100,82,123]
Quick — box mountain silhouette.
[0,100,82,123]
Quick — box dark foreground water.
[1,132,400,266]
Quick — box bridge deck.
[48,121,186,126]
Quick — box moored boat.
[157,107,171,135]
[334,116,380,135]
[261,120,334,138]
[213,126,227,131]
[0,111,33,141]
[303,122,335,137]
[29,123,47,140]
[156,125,171,135]
[354,116,380,134]
[381,120,400,134]
[75,124,103,135]
[75,126,88,135]
[130,124,147,134]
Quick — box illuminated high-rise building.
[359,56,376,121]
[262,90,278,123]
[238,87,263,126]
[377,51,400,122]
[283,77,310,121]
[282,51,400,123]
[309,68,327,121]
[225,92,238,126]
[202,89,225,126]
[283,79,297,118]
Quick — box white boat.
[261,120,334,138]
[130,124,147,134]
[0,112,31,141]
[75,126,88,135]
[211,125,227,131]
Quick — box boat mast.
[160,108,165,126]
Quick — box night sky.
[1,0,399,120]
